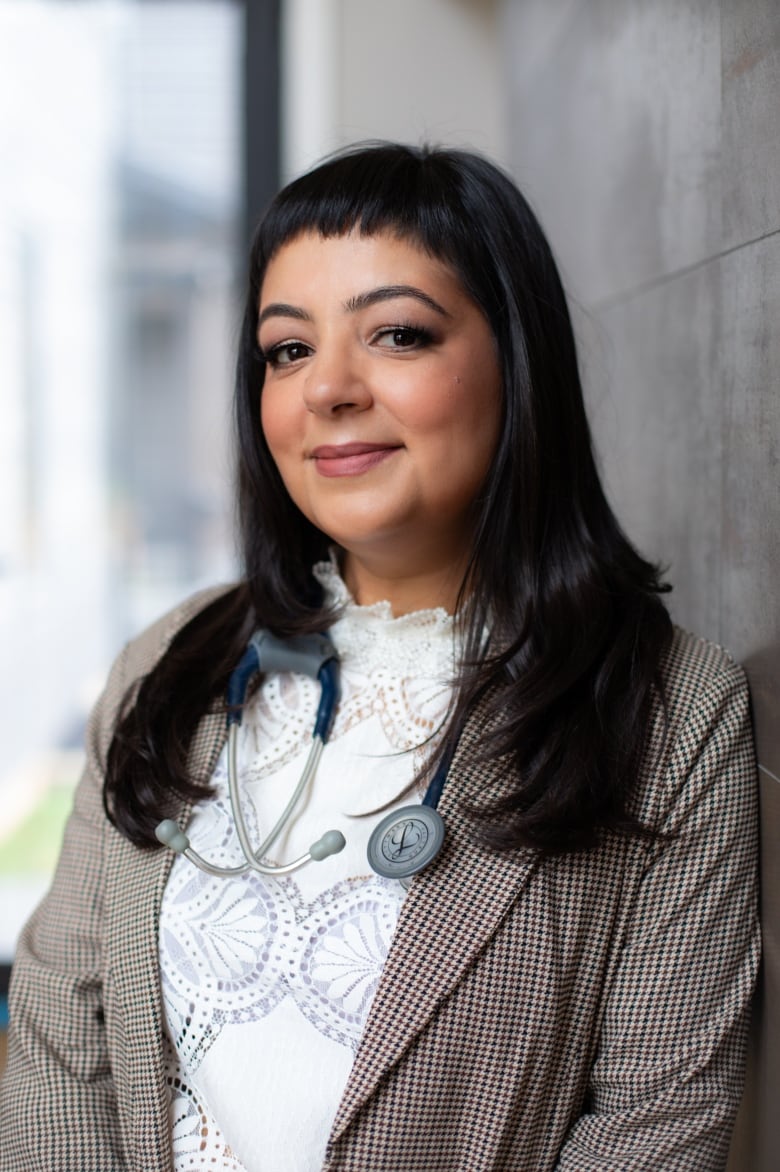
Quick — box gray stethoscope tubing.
[155,631,346,877]
[155,630,448,882]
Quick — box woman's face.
[258,230,502,600]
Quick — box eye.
[261,340,313,368]
[373,325,434,350]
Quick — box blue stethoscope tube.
[156,632,447,882]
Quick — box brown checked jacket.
[0,589,760,1171]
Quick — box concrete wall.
[501,1,779,1165]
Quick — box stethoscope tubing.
[227,724,328,875]
[156,631,448,882]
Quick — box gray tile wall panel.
[719,235,780,777]
[729,766,780,1170]
[722,0,780,249]
[503,1,780,1165]
[503,0,721,303]
[593,261,725,640]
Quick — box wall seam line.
[592,225,780,313]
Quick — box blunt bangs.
[258,144,457,255]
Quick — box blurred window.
[0,0,244,964]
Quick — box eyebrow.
[345,285,451,318]
[257,284,451,329]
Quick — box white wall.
[281,0,507,181]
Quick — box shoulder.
[658,624,749,720]
[656,624,751,745]
[637,624,756,827]
[120,583,239,684]
[88,583,240,764]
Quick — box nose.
[302,339,373,416]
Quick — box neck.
[341,550,468,616]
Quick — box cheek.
[450,384,503,492]
[395,371,484,435]
[259,386,291,459]
[423,372,502,458]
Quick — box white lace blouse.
[159,560,458,1171]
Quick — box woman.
[0,144,759,1171]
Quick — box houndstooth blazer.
[0,590,760,1171]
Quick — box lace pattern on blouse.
[160,560,458,1171]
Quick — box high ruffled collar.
[312,556,458,677]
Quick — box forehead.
[258,230,462,305]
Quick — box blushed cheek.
[260,391,285,458]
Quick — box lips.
[310,442,401,478]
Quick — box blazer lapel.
[330,693,538,1143]
[103,705,227,1171]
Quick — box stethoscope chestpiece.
[367,805,445,881]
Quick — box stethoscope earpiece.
[155,819,190,854]
[309,829,347,861]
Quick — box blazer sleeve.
[0,645,131,1171]
[556,657,761,1171]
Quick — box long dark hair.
[105,142,671,854]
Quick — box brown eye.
[374,325,434,350]
[263,341,312,367]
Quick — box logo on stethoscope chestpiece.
[367,804,446,880]
[381,816,430,864]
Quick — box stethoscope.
[155,631,447,883]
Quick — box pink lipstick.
[311,442,401,478]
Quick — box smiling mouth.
[311,443,402,478]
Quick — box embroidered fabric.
[160,562,458,1172]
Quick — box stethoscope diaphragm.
[367,804,446,881]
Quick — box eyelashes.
[258,321,436,369]
[372,323,435,350]
[261,340,312,368]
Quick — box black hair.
[105,142,671,855]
